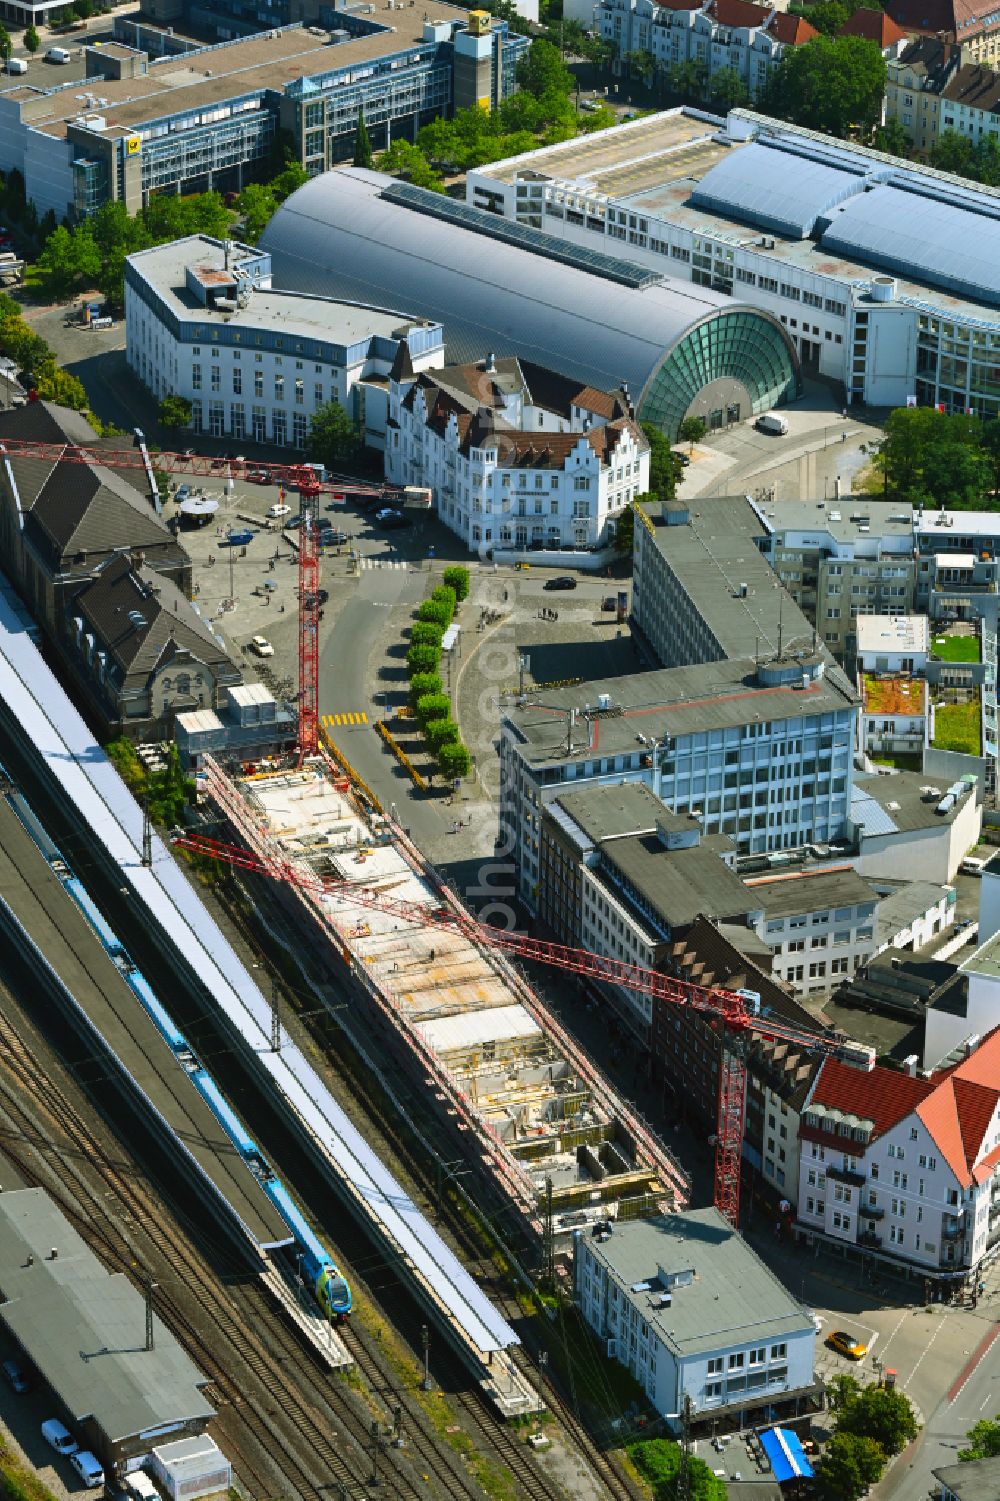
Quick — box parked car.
[174,484,193,503]
[70,1453,105,1489]
[223,528,254,546]
[322,529,347,544]
[43,46,71,63]
[305,589,330,608]
[378,509,410,529]
[267,503,291,518]
[246,469,271,484]
[283,515,303,529]
[4,58,28,75]
[250,635,274,658]
[180,447,196,459]
[2,1359,30,1393]
[544,575,577,591]
[825,1330,867,1360]
[41,1420,78,1456]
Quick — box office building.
[745,866,879,995]
[632,494,818,670]
[3,9,525,221]
[574,1207,818,1428]
[933,1458,1000,1501]
[467,106,1000,416]
[125,234,444,448]
[797,1029,1000,1279]
[849,770,981,884]
[385,355,648,554]
[500,653,858,908]
[260,167,801,443]
[751,498,916,664]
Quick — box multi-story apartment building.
[797,1031,1000,1280]
[385,357,648,554]
[3,9,525,221]
[885,0,1000,70]
[745,867,879,995]
[575,1207,818,1429]
[124,236,444,449]
[750,498,916,663]
[500,653,859,910]
[468,106,1000,418]
[599,0,818,103]
[632,495,819,669]
[885,38,988,152]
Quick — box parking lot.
[0,1346,97,1499]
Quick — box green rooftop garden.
[931,633,981,664]
[933,701,982,755]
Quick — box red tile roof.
[708,0,770,25]
[810,1029,1000,1186]
[808,1056,933,1137]
[839,8,909,44]
[767,11,820,42]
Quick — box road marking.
[873,1309,909,1367]
[950,1323,1000,1403]
[322,712,368,727]
[904,1315,948,1392]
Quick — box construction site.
[199,753,689,1250]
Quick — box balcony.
[858,1231,882,1248]
[860,1203,885,1220]
[828,1164,867,1188]
[941,1219,965,1242]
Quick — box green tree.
[35,363,89,410]
[930,129,975,176]
[959,1414,1000,1461]
[708,65,749,109]
[874,406,990,508]
[75,0,93,16]
[407,642,441,674]
[425,716,459,753]
[0,25,12,61]
[614,502,635,554]
[874,116,911,157]
[36,224,101,297]
[409,671,443,704]
[237,182,277,243]
[438,741,471,778]
[431,583,457,619]
[813,1433,871,1501]
[417,598,452,628]
[308,400,360,467]
[353,105,374,170]
[667,59,707,100]
[827,1372,862,1411]
[624,48,655,79]
[765,34,886,136]
[516,37,573,98]
[839,1383,919,1457]
[982,420,1000,493]
[442,564,470,601]
[416,691,451,725]
[377,139,445,192]
[270,160,308,202]
[797,0,850,32]
[679,414,707,451]
[627,1439,726,1500]
[641,421,680,500]
[579,101,617,133]
[158,393,192,430]
[410,621,444,647]
[23,24,39,52]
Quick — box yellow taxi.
[825,1330,868,1360]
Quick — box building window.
[192,364,202,391]
[232,367,242,395]
[274,375,285,402]
[254,371,264,398]
[295,378,304,406]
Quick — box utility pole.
[676,1394,693,1501]
[369,1418,382,1487]
[544,1175,555,1287]
[420,1324,432,1391]
[145,1279,157,1352]
[141,789,152,868]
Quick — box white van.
[70,1452,105,1489]
[124,1471,158,1501]
[4,58,27,75]
[44,46,71,64]
[41,1419,78,1456]
[961,855,989,876]
[755,412,789,436]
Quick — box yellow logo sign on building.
[125,136,141,156]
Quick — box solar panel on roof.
[382,181,663,289]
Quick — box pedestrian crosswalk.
[358,558,408,571]
[322,711,368,727]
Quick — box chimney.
[484,350,496,373]
[49,1247,58,1260]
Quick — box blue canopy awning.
[759,1427,814,1482]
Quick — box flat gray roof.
[744,866,877,919]
[875,880,952,948]
[600,832,753,931]
[0,1189,213,1442]
[854,770,978,836]
[758,496,915,544]
[554,782,684,845]
[638,496,817,662]
[931,1458,1000,1501]
[505,658,857,769]
[128,235,438,349]
[582,1207,814,1360]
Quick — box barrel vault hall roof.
[260,167,797,410]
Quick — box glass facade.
[639,310,798,440]
[916,313,1000,420]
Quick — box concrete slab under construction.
[217,762,688,1245]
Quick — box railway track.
[0,994,486,1501]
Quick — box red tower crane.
[172,831,849,1227]
[0,433,401,760]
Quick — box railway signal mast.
[172,832,854,1228]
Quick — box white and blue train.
[5,784,351,1319]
